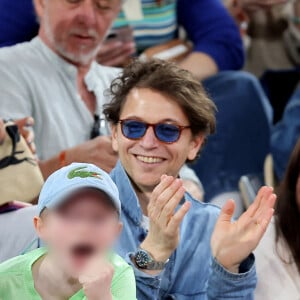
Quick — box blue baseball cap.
[38,163,121,216]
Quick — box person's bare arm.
[238,0,288,12]
[178,52,218,81]
[39,136,118,179]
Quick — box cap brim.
[39,184,120,216]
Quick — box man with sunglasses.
[102,60,276,299]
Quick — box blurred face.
[34,0,121,65]
[34,189,122,277]
[111,88,204,193]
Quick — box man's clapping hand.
[141,175,191,264]
[211,186,276,273]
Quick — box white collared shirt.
[0,37,120,160]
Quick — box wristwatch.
[133,248,169,270]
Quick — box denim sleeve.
[177,0,244,71]
[271,87,300,179]
[207,254,256,299]
[124,253,162,300]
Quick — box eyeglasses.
[119,119,191,144]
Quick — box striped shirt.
[114,0,177,52]
[113,0,244,71]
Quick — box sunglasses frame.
[118,119,191,144]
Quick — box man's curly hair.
[103,59,216,136]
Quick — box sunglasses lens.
[156,124,180,143]
[122,120,147,139]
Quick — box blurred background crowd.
[1,0,300,299]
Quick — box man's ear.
[33,0,46,20]
[187,134,205,161]
[111,124,119,153]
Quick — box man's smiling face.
[111,88,204,193]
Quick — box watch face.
[135,249,152,268]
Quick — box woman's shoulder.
[254,219,300,299]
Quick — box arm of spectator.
[237,0,288,13]
[207,255,257,298]
[177,0,244,80]
[179,52,218,83]
[39,136,118,179]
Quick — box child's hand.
[79,255,114,300]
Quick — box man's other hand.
[211,186,276,273]
[69,136,118,173]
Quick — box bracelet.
[59,150,66,168]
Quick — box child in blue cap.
[0,163,136,300]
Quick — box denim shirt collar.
[110,161,144,226]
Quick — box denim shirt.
[111,161,257,300]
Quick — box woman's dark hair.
[275,139,300,272]
[103,59,216,137]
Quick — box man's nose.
[139,126,159,149]
[77,0,97,26]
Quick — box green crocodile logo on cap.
[67,166,102,180]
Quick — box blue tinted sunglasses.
[119,119,191,144]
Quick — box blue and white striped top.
[114,0,177,52]
[112,0,244,71]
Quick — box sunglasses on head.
[119,119,191,144]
